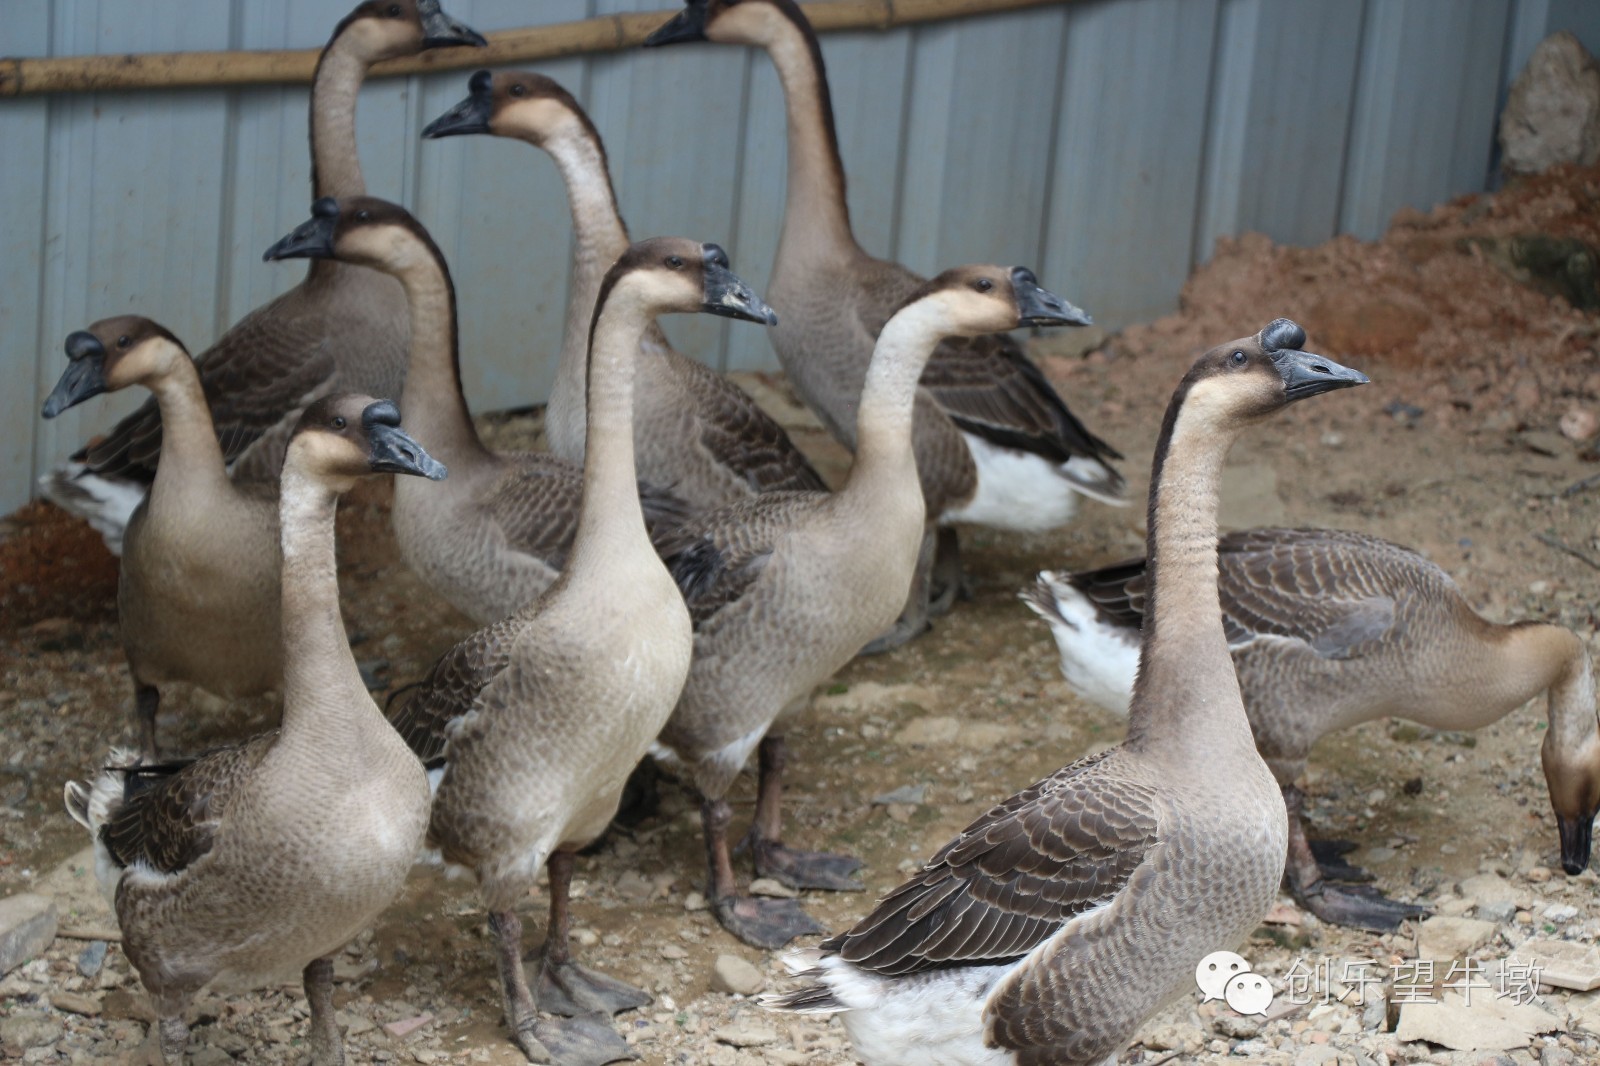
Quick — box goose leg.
[135,683,161,757]
[929,525,969,613]
[861,529,937,654]
[1283,786,1426,932]
[303,955,345,1066]
[535,850,651,1019]
[490,909,556,1063]
[156,1016,189,1064]
[705,794,823,949]
[744,736,863,892]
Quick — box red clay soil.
[0,500,118,636]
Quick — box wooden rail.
[0,0,1069,98]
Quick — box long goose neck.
[145,363,231,500]
[394,246,492,467]
[276,466,373,744]
[1504,624,1596,747]
[309,36,367,199]
[841,303,940,498]
[549,125,632,450]
[1124,390,1252,758]
[764,18,858,267]
[565,293,648,578]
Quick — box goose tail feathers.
[758,950,847,1015]
[37,464,145,555]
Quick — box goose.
[652,265,1087,948]
[1024,525,1600,930]
[40,0,484,552]
[647,0,1123,639]
[761,319,1368,1066]
[62,393,444,1066]
[264,196,687,624]
[40,318,281,756]
[387,239,773,1065]
[422,69,827,510]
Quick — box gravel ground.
[1,166,1598,1064]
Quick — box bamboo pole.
[0,0,1070,99]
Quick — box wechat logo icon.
[1196,950,1274,1016]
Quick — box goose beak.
[423,77,494,139]
[645,2,709,47]
[41,332,108,418]
[1011,267,1091,327]
[700,248,777,326]
[417,0,488,49]
[264,206,338,262]
[1271,349,1369,402]
[1558,813,1594,875]
[366,419,448,481]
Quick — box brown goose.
[647,0,1123,641]
[40,0,483,552]
[63,394,443,1066]
[265,196,686,624]
[1024,525,1599,930]
[389,239,773,1066]
[422,69,826,509]
[763,320,1367,1066]
[653,265,1086,948]
[40,318,281,755]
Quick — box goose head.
[646,0,798,49]
[595,238,777,327]
[41,316,189,418]
[1543,688,1600,874]
[333,0,486,62]
[264,196,436,278]
[1175,319,1369,429]
[890,265,1090,339]
[287,394,447,492]
[422,70,596,147]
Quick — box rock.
[1417,915,1497,964]
[100,989,156,1022]
[49,990,100,1016]
[0,894,58,976]
[1514,938,1600,991]
[1499,31,1600,175]
[683,891,708,912]
[895,716,960,746]
[748,878,798,899]
[872,784,927,806]
[1294,1048,1343,1066]
[1543,902,1579,923]
[75,939,107,978]
[713,1026,777,1047]
[659,944,689,960]
[383,1013,433,1038]
[1478,901,1518,924]
[1561,407,1599,442]
[1136,1021,1204,1054]
[0,1013,63,1051]
[1213,1012,1261,1038]
[1459,873,1519,908]
[1395,990,1560,1050]
[710,954,765,996]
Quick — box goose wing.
[825,748,1159,977]
[99,736,275,876]
[855,256,1124,490]
[388,616,522,770]
[653,491,824,628]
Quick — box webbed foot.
[536,958,651,1019]
[1298,881,1427,932]
[751,838,864,892]
[714,894,825,949]
[514,1013,636,1066]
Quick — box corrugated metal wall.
[4,0,1600,516]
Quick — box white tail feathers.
[37,465,146,555]
[62,747,143,835]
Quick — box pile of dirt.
[0,501,118,636]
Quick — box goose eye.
[666,255,685,269]
[974,278,993,293]
[1230,350,1247,366]
[509,83,527,98]
[117,335,131,349]
[356,209,371,222]
[332,416,347,429]
[385,3,402,17]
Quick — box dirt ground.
[1,166,1598,1065]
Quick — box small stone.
[872,784,927,806]
[1395,991,1560,1050]
[332,956,378,983]
[0,894,58,977]
[572,928,599,948]
[710,954,765,996]
[76,940,107,979]
[1527,865,1552,883]
[765,1051,808,1065]
[1136,1022,1204,1053]
[383,1013,434,1038]
[748,878,798,899]
[1543,903,1579,923]
[659,944,689,960]
[1417,915,1497,963]
[895,716,960,746]
[1515,938,1600,990]
[1499,31,1600,175]
[683,892,708,912]
[1213,1012,1261,1039]
[338,1011,376,1036]
[713,1026,777,1047]
[49,990,100,1016]
[1561,407,1599,442]
[1459,873,1519,907]
[1478,901,1518,924]
[0,1013,63,1051]
[886,803,915,823]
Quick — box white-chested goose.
[652,266,1086,948]
[63,394,444,1065]
[40,317,281,755]
[264,196,687,624]
[1025,522,1599,930]
[647,0,1123,643]
[422,69,827,510]
[763,320,1368,1066]
[388,239,774,1065]
[40,0,483,552]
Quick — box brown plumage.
[1027,525,1600,930]
[40,0,484,552]
[423,69,826,509]
[764,320,1366,1066]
